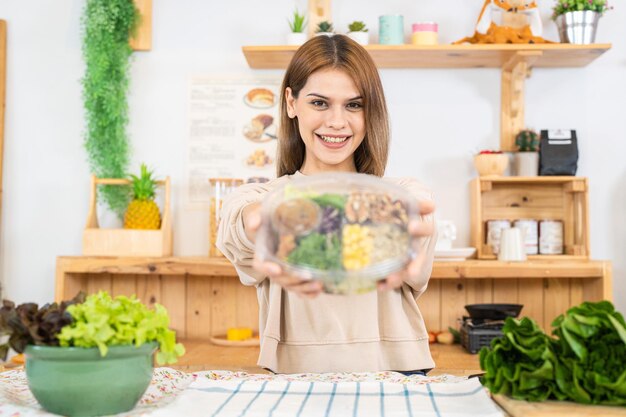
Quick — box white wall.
[0,1,624,311]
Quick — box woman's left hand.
[377,199,435,291]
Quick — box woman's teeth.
[319,135,349,143]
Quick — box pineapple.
[124,164,161,229]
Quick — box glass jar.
[411,22,438,45]
[209,178,243,257]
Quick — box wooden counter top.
[169,339,481,377]
[57,256,609,279]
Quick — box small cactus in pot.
[515,129,540,152]
[514,129,540,176]
[315,20,335,36]
[347,20,369,45]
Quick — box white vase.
[315,32,334,37]
[347,31,369,45]
[514,152,539,176]
[286,32,307,46]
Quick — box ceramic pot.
[347,31,369,45]
[286,32,307,45]
[514,152,539,176]
[25,342,157,417]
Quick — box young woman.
[217,34,436,374]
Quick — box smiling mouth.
[316,133,351,144]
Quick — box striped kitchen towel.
[148,371,503,417]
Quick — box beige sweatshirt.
[216,171,436,373]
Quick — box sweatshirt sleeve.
[216,180,279,286]
[392,177,437,295]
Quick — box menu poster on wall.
[186,76,280,208]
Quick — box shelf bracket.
[307,0,332,38]
[500,51,542,151]
[130,0,152,51]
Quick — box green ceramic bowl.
[25,342,157,417]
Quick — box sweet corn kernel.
[342,224,373,270]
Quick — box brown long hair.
[276,35,389,177]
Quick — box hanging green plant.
[81,0,139,216]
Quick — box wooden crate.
[470,177,589,260]
[83,175,173,256]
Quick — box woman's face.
[285,68,365,174]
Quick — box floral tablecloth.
[0,368,503,417]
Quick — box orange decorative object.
[11,353,25,364]
[455,0,554,44]
[226,327,253,341]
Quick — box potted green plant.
[287,8,307,45]
[552,0,613,44]
[315,20,335,37]
[473,150,509,177]
[347,21,369,45]
[514,129,540,176]
[0,291,185,417]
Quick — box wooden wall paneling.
[110,274,137,297]
[570,278,584,307]
[440,280,466,331]
[418,279,441,332]
[210,277,238,337]
[465,279,493,305]
[236,283,260,333]
[582,262,612,301]
[136,274,162,306]
[129,0,152,51]
[517,279,544,326]
[87,273,111,295]
[62,273,88,301]
[186,276,213,340]
[0,20,6,237]
[492,278,519,303]
[543,278,570,330]
[160,274,186,338]
[469,179,483,252]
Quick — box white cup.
[435,220,457,251]
[498,227,527,261]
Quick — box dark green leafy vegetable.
[550,301,626,405]
[311,194,346,211]
[287,232,341,270]
[0,291,185,365]
[0,292,85,358]
[480,301,626,405]
[480,317,563,401]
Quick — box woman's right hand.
[243,203,324,298]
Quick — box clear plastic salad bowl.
[256,172,420,295]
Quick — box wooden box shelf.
[470,176,589,260]
[82,175,173,257]
[56,256,611,339]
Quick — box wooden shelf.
[242,43,610,151]
[474,176,587,184]
[56,256,608,279]
[242,43,611,69]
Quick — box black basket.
[460,325,503,354]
